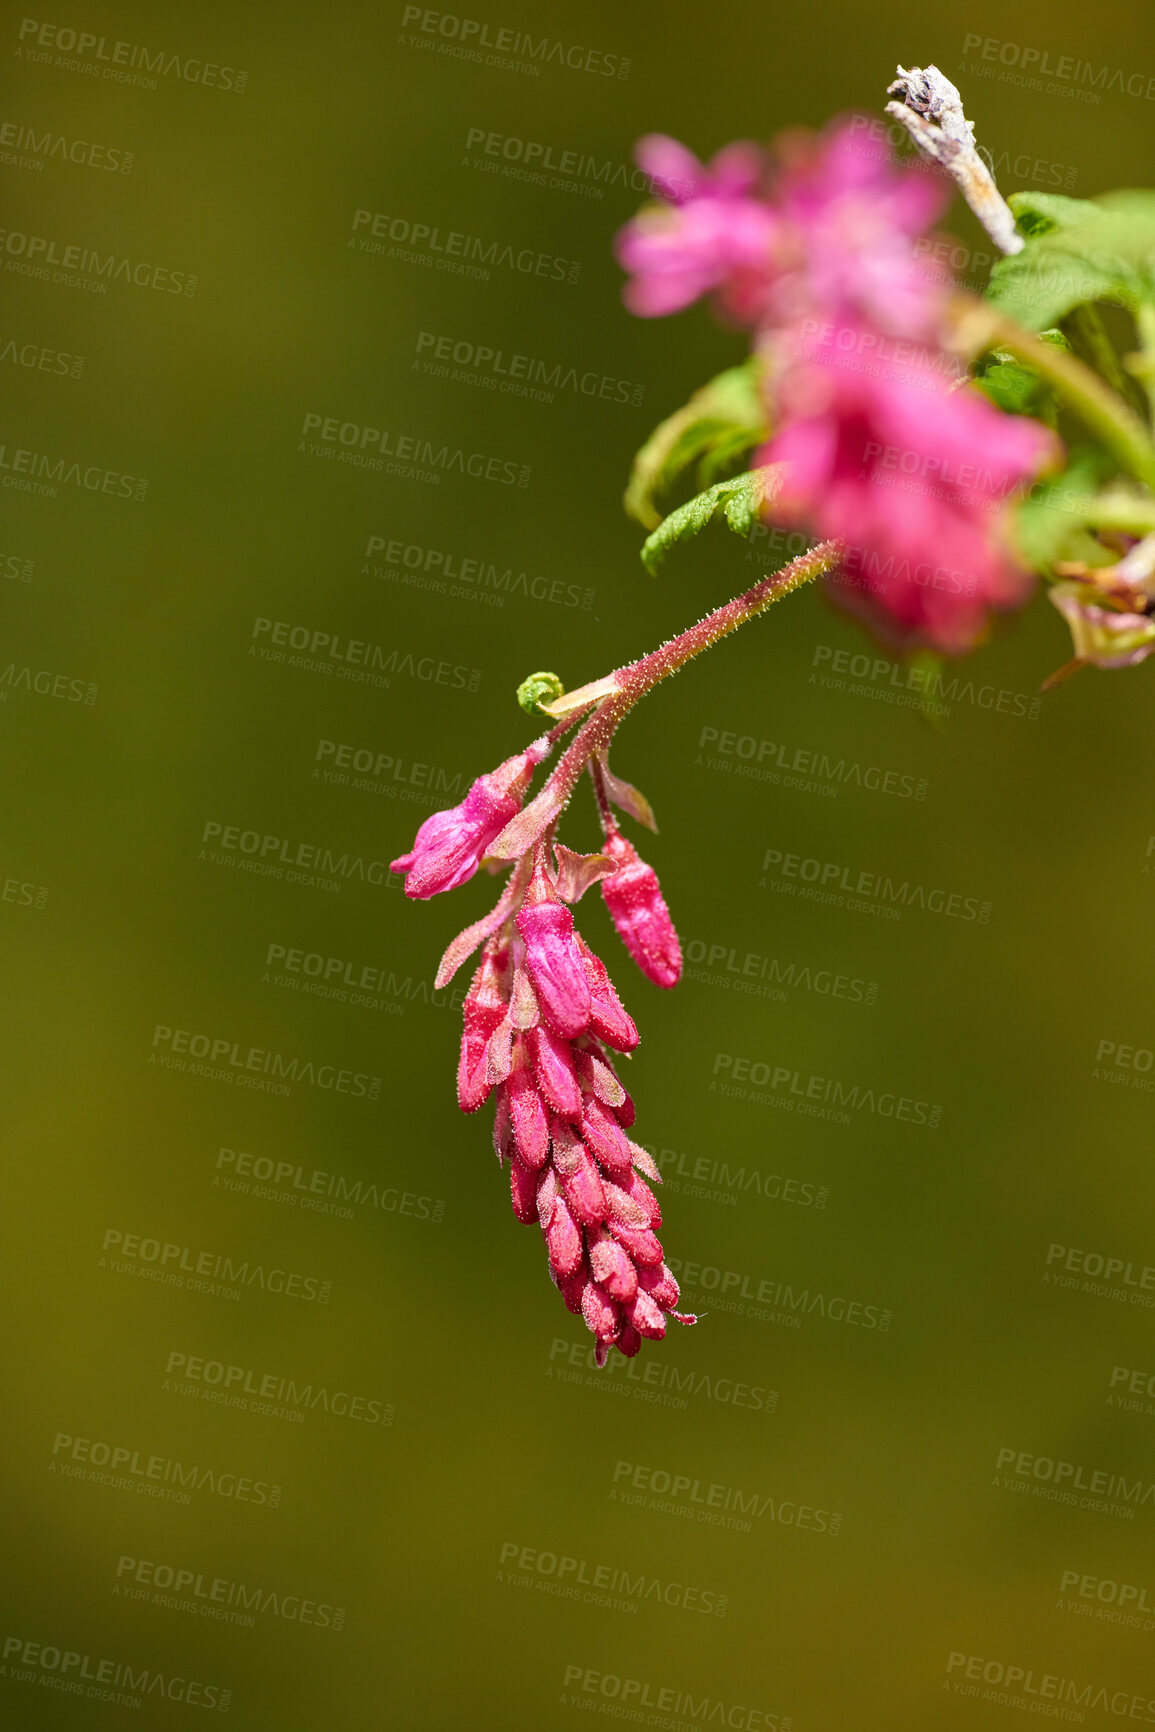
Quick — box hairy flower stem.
[613,541,843,707]
[520,541,842,832]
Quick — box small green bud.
[517,671,565,714]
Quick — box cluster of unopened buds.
[391,727,695,1362]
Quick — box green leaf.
[973,356,1053,420]
[624,358,768,530]
[640,466,780,574]
[1007,191,1100,239]
[987,190,1155,329]
[1011,450,1116,571]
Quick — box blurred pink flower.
[616,134,777,322]
[764,317,1057,654]
[620,116,1061,655]
[767,119,948,336]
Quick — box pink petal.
[554,1263,588,1315]
[580,1097,634,1181]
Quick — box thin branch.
[886,64,1024,257]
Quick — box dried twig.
[886,64,1024,256]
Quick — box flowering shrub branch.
[392,65,1155,1355]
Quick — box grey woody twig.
[886,63,1024,256]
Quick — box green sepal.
[1011,449,1118,573]
[640,466,779,575]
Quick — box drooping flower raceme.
[393,739,694,1363]
[617,118,1058,655]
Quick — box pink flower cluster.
[392,745,692,1362]
[618,120,1058,655]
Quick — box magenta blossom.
[766,118,948,337]
[615,134,778,323]
[620,116,1060,654]
[764,317,1057,654]
[390,738,549,899]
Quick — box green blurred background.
[3,0,1155,1725]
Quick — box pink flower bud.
[517,897,591,1040]
[559,1151,607,1229]
[625,1288,667,1339]
[589,1234,638,1303]
[509,1156,538,1224]
[581,1281,621,1344]
[527,1023,582,1118]
[607,1220,664,1266]
[622,1169,661,1227]
[391,746,541,900]
[580,1097,634,1181]
[553,1263,588,1315]
[616,1322,643,1358]
[578,943,639,1052]
[638,1262,680,1307]
[547,1197,584,1278]
[535,1167,559,1231]
[506,1048,549,1170]
[457,943,508,1113]
[492,1090,514,1162]
[599,829,682,988]
[601,1180,649,1229]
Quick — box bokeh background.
[3,0,1155,1726]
